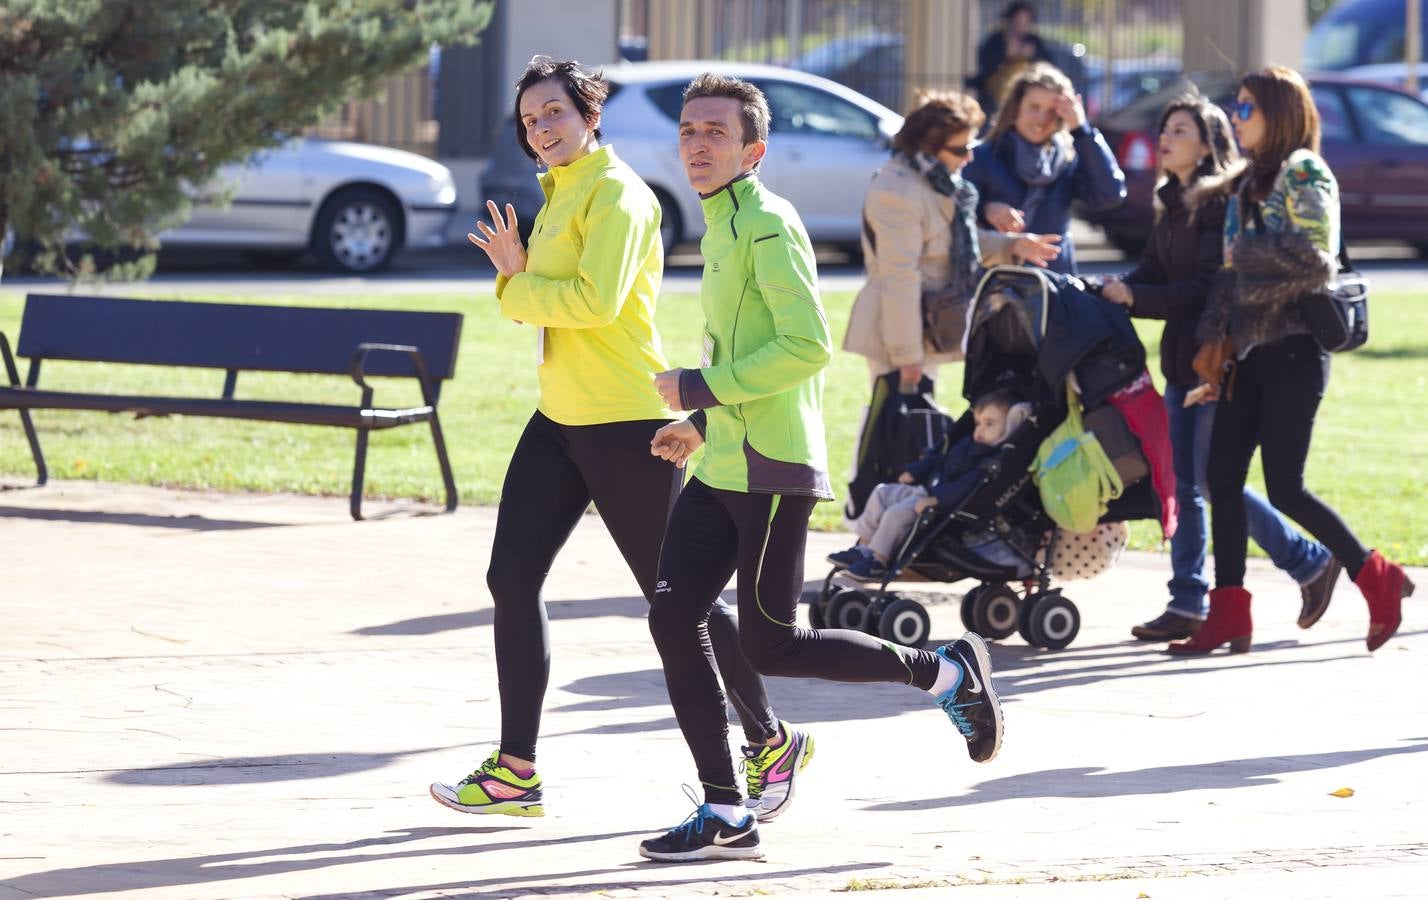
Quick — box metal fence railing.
[619,0,1183,119]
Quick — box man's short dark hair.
[1003,1,1037,22]
[681,73,771,144]
[513,56,608,162]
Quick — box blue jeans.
[1162,383,1330,618]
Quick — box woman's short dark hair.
[682,72,771,144]
[892,90,986,157]
[513,56,608,162]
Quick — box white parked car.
[481,61,904,251]
[162,138,457,272]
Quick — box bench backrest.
[18,294,462,380]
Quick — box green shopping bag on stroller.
[1031,383,1123,533]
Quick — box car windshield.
[1097,72,1237,132]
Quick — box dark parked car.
[1087,72,1428,255]
[1305,0,1428,72]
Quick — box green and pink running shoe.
[741,721,815,822]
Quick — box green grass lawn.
[2,286,1425,562]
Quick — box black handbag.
[1249,203,1368,353]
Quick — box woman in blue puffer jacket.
[964,61,1126,275]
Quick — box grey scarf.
[1009,131,1073,226]
[896,150,981,302]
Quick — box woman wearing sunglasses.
[1174,66,1414,656]
[844,90,1062,391]
[1099,94,1336,644]
[964,62,1125,276]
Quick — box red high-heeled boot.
[1355,550,1416,652]
[1167,586,1252,655]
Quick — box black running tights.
[649,478,943,805]
[488,412,778,762]
[1207,335,1369,587]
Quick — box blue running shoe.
[639,793,763,862]
[934,632,1004,763]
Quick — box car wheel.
[312,187,401,273]
[653,188,682,255]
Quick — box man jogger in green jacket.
[638,73,1008,863]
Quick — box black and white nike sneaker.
[934,631,1004,764]
[638,802,764,862]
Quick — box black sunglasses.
[942,138,981,157]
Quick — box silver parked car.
[163,138,458,273]
[481,61,904,252]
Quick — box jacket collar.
[700,170,758,223]
[538,144,617,198]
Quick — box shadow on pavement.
[0,504,287,531]
[863,740,1428,811]
[0,826,654,898]
[105,745,475,786]
[353,581,833,637]
[295,862,889,900]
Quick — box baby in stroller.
[832,387,1033,582]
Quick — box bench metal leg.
[350,426,371,521]
[350,387,374,521]
[427,409,458,512]
[1,333,47,485]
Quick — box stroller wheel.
[1017,592,1042,646]
[810,583,841,630]
[971,582,1020,640]
[1030,593,1081,650]
[826,589,872,632]
[878,597,931,647]
[959,586,983,632]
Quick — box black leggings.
[488,412,778,762]
[649,478,943,805]
[1207,335,1368,588]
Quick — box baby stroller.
[811,266,1167,650]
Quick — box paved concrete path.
[1,480,1424,899]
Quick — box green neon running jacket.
[679,174,834,500]
[495,145,675,426]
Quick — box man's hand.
[914,496,939,514]
[1012,233,1062,267]
[985,201,1026,232]
[467,200,528,278]
[653,368,685,411]
[1101,277,1134,307]
[897,471,916,485]
[651,419,704,469]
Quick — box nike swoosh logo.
[713,828,751,846]
[959,654,983,694]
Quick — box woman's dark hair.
[987,61,1073,142]
[1239,65,1321,203]
[513,56,608,162]
[892,90,986,156]
[1152,93,1239,215]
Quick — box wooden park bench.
[0,293,462,520]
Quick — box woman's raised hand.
[985,202,1026,233]
[1055,90,1087,130]
[1012,233,1062,267]
[467,199,528,278]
